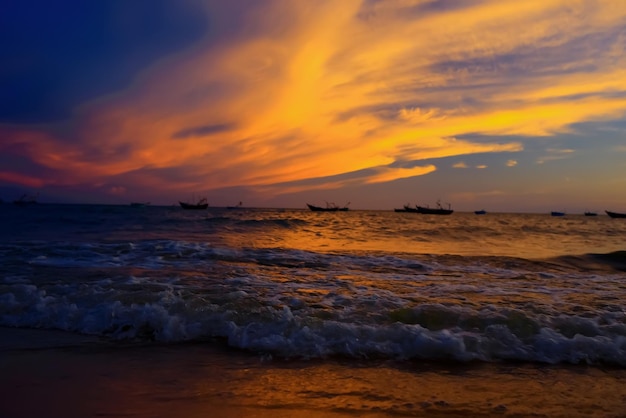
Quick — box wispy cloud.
[536,148,575,164]
[172,123,237,139]
[365,165,437,184]
[0,171,44,188]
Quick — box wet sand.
[1,328,625,418]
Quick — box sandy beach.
[1,327,625,418]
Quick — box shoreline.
[2,327,626,417]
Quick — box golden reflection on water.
[2,330,626,418]
[211,210,626,259]
[156,356,626,417]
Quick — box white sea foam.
[1,269,625,366]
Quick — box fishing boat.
[394,204,419,213]
[307,202,350,212]
[130,202,150,207]
[551,211,565,217]
[474,209,487,215]
[417,206,453,215]
[13,193,38,206]
[584,211,597,216]
[179,197,208,210]
[416,201,453,215]
[227,201,244,210]
[606,210,626,219]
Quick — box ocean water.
[1,203,626,416]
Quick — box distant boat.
[13,193,38,206]
[394,204,419,213]
[584,211,597,216]
[179,197,208,210]
[474,209,487,215]
[551,211,565,217]
[606,210,626,219]
[417,206,453,215]
[227,201,244,210]
[416,201,453,215]
[130,202,150,207]
[307,202,350,212]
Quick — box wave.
[2,275,625,367]
[2,205,626,368]
[549,251,626,272]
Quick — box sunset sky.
[1,0,626,212]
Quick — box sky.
[1,0,626,212]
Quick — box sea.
[1,203,626,417]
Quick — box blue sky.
[1,0,626,212]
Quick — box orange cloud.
[0,171,44,188]
[365,165,437,184]
[3,0,626,199]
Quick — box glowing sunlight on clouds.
[365,165,437,184]
[3,0,626,207]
